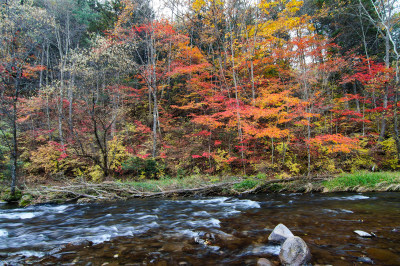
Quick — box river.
[1,192,400,265]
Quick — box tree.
[359,0,400,161]
[0,0,51,195]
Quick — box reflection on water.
[1,192,400,265]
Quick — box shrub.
[87,165,104,182]
[380,138,400,170]
[19,194,33,207]
[1,188,22,202]
[122,157,164,179]
[25,142,85,177]
[233,179,259,191]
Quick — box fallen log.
[239,175,332,194]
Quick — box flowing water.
[1,192,400,265]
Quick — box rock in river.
[257,258,273,266]
[279,236,311,266]
[354,230,373,238]
[268,223,294,243]
[357,256,374,264]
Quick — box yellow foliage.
[213,149,230,172]
[285,157,301,174]
[313,156,337,173]
[108,136,130,171]
[192,0,206,12]
[27,142,85,177]
[380,138,400,169]
[88,165,104,182]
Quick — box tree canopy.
[0,0,399,193]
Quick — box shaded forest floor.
[1,171,400,206]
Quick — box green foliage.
[266,183,284,192]
[233,179,259,191]
[176,168,186,179]
[129,181,160,192]
[323,171,400,189]
[19,194,33,207]
[255,172,267,179]
[122,157,164,179]
[1,188,22,202]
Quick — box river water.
[1,192,400,265]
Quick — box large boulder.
[268,223,294,243]
[279,236,311,266]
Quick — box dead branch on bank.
[22,175,333,204]
[237,175,333,195]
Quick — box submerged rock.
[354,230,373,238]
[268,224,294,243]
[251,244,281,256]
[47,240,93,256]
[160,242,185,252]
[257,258,273,266]
[366,248,400,264]
[357,256,374,264]
[279,236,311,266]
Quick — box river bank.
[1,171,399,206]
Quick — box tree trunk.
[229,19,245,174]
[353,82,360,113]
[379,32,391,141]
[149,27,158,158]
[393,88,400,161]
[10,78,19,196]
[152,90,158,158]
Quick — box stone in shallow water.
[354,230,373,238]
[161,242,185,252]
[268,223,294,243]
[357,256,374,264]
[279,236,311,266]
[257,257,273,266]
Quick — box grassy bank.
[1,171,400,206]
[322,171,400,192]
[114,171,400,194]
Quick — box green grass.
[233,179,259,191]
[323,171,400,190]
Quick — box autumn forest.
[1,0,399,194]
